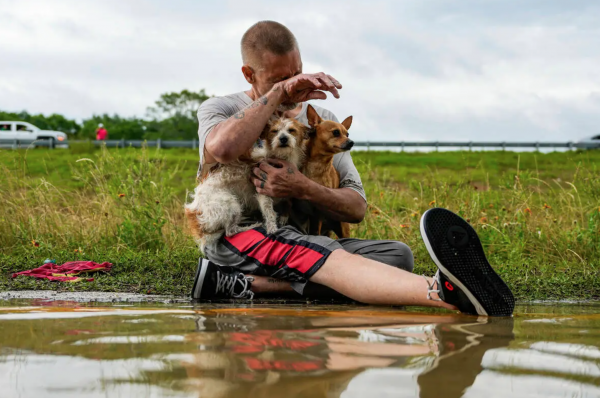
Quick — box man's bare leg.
[250,276,295,294]
[250,275,348,300]
[311,250,456,309]
[249,250,455,310]
[311,249,457,310]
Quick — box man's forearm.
[205,86,285,163]
[299,180,366,223]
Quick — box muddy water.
[0,301,599,398]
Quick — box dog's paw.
[227,223,263,236]
[265,222,278,234]
[278,215,289,227]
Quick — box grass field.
[1,144,599,300]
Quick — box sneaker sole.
[191,258,209,299]
[420,208,515,316]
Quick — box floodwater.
[0,301,599,398]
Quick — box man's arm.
[204,73,342,164]
[302,182,367,223]
[251,159,366,223]
[204,89,282,164]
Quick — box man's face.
[249,49,302,111]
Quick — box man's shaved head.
[241,21,299,69]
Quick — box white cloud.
[1,0,599,141]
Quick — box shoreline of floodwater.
[2,290,600,308]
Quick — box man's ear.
[242,65,254,84]
[306,105,322,127]
[341,116,353,130]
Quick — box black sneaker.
[420,208,515,316]
[191,258,254,300]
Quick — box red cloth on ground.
[12,261,113,282]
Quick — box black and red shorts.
[204,226,343,294]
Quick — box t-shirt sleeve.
[333,151,367,202]
[320,109,367,203]
[197,98,232,166]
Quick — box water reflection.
[0,302,599,397]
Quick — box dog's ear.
[306,105,322,127]
[304,127,316,140]
[341,116,353,130]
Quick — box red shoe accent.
[445,281,454,291]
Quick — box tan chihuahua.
[303,104,354,238]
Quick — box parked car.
[577,134,600,149]
[0,121,68,148]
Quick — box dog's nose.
[279,136,289,145]
[343,140,355,150]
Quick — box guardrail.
[2,139,599,150]
[0,138,58,149]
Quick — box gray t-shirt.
[196,91,367,233]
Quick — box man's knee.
[387,242,414,272]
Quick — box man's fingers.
[252,176,265,188]
[258,161,276,172]
[251,177,269,195]
[252,167,266,179]
[327,74,342,89]
[308,75,323,89]
[297,75,322,89]
[306,91,327,101]
[316,75,336,91]
[327,86,340,99]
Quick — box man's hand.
[276,73,342,103]
[252,159,308,198]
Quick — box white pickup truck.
[0,121,68,147]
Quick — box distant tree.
[146,89,210,140]
[147,89,210,120]
[1,88,211,141]
[80,115,148,140]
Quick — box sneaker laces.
[215,272,254,299]
[423,272,442,302]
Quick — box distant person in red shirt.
[96,123,108,140]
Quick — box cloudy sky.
[1,0,599,141]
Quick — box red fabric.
[96,128,108,140]
[285,245,325,274]
[225,229,265,252]
[12,261,113,282]
[224,229,327,274]
[246,238,293,267]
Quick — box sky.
[1,0,599,142]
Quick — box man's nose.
[279,135,289,145]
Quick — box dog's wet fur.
[185,117,309,250]
[303,104,354,238]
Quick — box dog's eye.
[271,129,278,133]
[288,128,296,133]
[332,129,341,137]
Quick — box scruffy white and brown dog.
[185,117,309,250]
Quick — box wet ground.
[0,300,598,398]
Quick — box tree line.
[0,89,210,140]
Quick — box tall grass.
[0,146,193,253]
[353,154,600,298]
[1,147,598,299]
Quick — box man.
[191,21,514,316]
[96,123,108,140]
